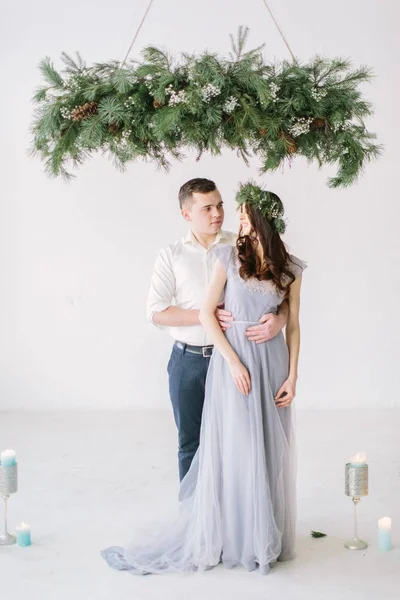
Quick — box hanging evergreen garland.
[30,27,381,187]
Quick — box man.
[146,178,288,481]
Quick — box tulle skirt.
[102,323,296,575]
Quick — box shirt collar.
[184,229,229,247]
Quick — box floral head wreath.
[235,182,286,234]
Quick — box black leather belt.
[175,341,214,358]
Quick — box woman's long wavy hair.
[236,202,295,297]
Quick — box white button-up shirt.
[146,229,237,346]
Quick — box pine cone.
[312,117,326,129]
[71,101,98,122]
[108,123,120,134]
[259,129,268,136]
[279,131,297,154]
[153,100,163,109]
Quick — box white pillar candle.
[0,449,16,467]
[378,517,392,531]
[378,517,392,552]
[350,452,366,467]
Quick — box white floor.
[0,409,399,600]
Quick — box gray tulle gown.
[102,245,307,575]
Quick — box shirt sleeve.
[146,247,175,329]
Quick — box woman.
[102,182,306,575]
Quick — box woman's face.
[239,204,252,236]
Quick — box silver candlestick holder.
[0,462,18,545]
[344,463,368,550]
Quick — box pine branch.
[110,69,136,94]
[32,88,48,103]
[92,61,121,76]
[331,67,373,88]
[230,26,250,61]
[141,46,172,70]
[79,115,105,147]
[313,57,352,85]
[98,97,126,124]
[39,57,64,89]
[61,52,86,73]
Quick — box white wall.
[0,0,399,410]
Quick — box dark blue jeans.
[167,343,211,481]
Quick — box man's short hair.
[178,178,217,209]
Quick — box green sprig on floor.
[311,530,327,538]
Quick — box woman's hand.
[229,359,251,395]
[275,378,296,407]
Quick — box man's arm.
[245,299,289,343]
[147,248,201,329]
[147,247,234,330]
[153,306,200,327]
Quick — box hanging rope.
[260,0,296,61]
[120,0,295,67]
[120,0,156,67]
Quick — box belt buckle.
[202,346,213,358]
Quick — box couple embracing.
[102,177,307,575]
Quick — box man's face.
[182,190,224,235]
